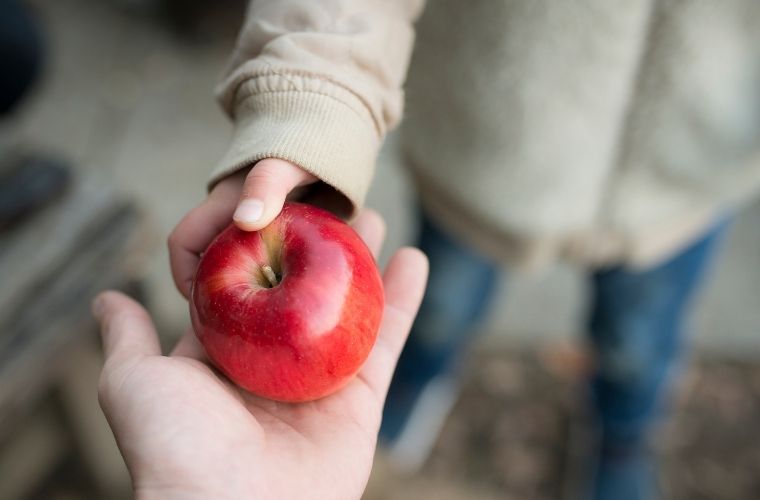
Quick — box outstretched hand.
[95,211,428,500]
[168,159,316,299]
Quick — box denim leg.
[587,222,728,500]
[588,223,727,445]
[380,208,502,441]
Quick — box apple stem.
[261,265,279,287]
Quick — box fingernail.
[92,296,105,320]
[233,199,264,224]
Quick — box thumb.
[232,158,317,231]
[92,291,161,365]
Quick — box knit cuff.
[210,87,380,219]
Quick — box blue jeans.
[381,209,726,498]
[587,228,723,447]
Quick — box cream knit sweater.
[213,0,760,268]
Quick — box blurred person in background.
[166,1,760,499]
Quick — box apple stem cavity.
[261,265,279,287]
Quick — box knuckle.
[97,366,119,411]
[97,361,137,412]
[167,230,178,249]
[97,371,110,400]
[167,223,190,250]
[251,160,280,176]
[246,162,286,190]
[103,310,145,336]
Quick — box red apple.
[190,202,384,402]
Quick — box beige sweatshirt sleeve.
[211,0,425,217]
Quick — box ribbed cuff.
[209,89,380,219]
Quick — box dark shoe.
[590,439,658,500]
[0,154,71,233]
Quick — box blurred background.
[1,0,759,499]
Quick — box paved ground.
[366,343,760,500]
[10,0,760,498]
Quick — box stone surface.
[367,344,760,500]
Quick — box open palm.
[95,211,428,500]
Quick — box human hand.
[169,159,317,299]
[95,211,428,500]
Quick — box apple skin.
[190,202,384,402]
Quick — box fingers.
[358,248,428,403]
[170,162,314,298]
[170,329,206,360]
[233,159,316,231]
[351,209,386,259]
[93,291,161,365]
[168,176,243,298]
